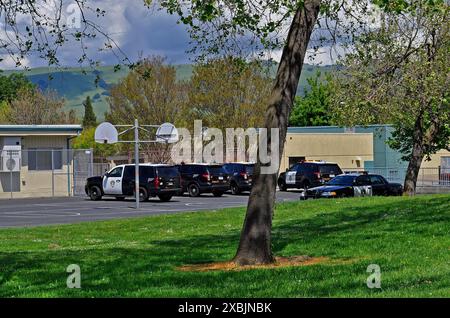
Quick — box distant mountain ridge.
[4,63,333,120]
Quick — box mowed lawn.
[0,194,449,297]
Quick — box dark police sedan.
[301,173,403,200]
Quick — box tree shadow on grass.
[0,196,448,297]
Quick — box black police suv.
[85,164,181,202]
[278,161,343,191]
[177,163,230,197]
[223,162,254,195]
[302,173,403,200]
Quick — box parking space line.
[0,213,82,218]
[0,207,94,215]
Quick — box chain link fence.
[0,148,96,199]
[2,147,449,198]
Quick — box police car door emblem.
[286,171,296,184]
[110,180,115,188]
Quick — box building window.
[28,148,63,171]
[441,157,450,169]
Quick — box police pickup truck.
[85,164,181,202]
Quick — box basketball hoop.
[156,123,179,144]
[94,122,118,144]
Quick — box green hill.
[4,63,333,120]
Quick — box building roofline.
[0,125,83,132]
[288,124,393,130]
[285,132,373,135]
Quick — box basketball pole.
[134,119,140,209]
[95,120,178,210]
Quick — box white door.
[286,171,297,184]
[103,166,124,195]
[354,185,372,197]
[354,176,372,197]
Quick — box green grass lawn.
[0,194,449,297]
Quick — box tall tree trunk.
[233,0,321,266]
[403,114,439,195]
[403,142,425,196]
[404,116,425,196]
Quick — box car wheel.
[230,182,241,195]
[115,196,125,201]
[89,186,102,201]
[278,180,287,191]
[212,191,224,197]
[188,183,200,197]
[302,181,310,191]
[134,187,149,202]
[158,194,173,202]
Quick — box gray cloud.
[0,0,191,69]
[119,3,191,64]
[1,0,341,69]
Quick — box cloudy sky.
[0,0,339,69]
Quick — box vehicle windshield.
[244,165,254,175]
[319,164,343,175]
[158,166,179,178]
[208,166,225,175]
[326,175,356,186]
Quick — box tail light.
[313,172,321,179]
[201,173,211,182]
[240,172,248,180]
[154,177,160,188]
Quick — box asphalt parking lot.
[0,191,301,228]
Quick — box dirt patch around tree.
[178,255,332,272]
